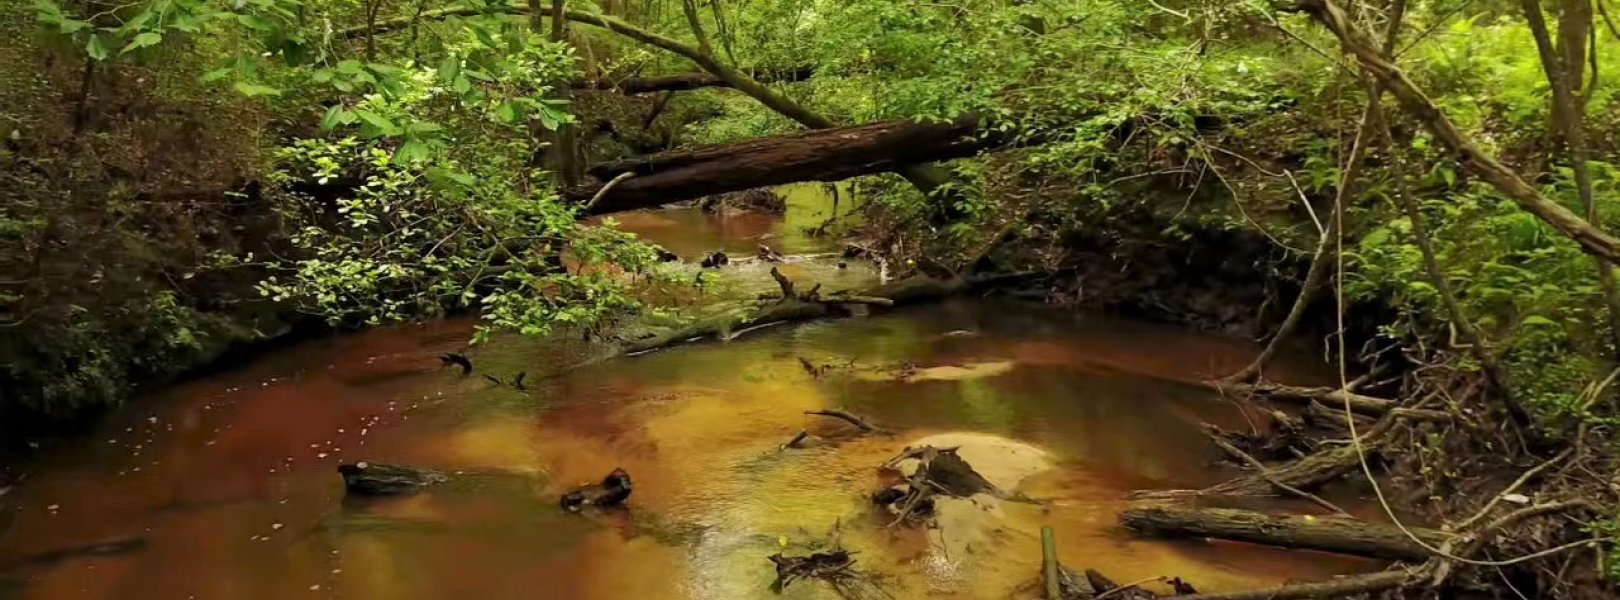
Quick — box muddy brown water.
[0,187,1378,599]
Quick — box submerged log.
[805,409,876,432]
[567,117,998,214]
[0,537,148,572]
[338,462,448,496]
[559,468,634,512]
[1121,504,1449,561]
[1164,570,1411,600]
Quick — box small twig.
[1455,447,1573,532]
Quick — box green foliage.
[258,43,655,340]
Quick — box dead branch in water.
[1163,569,1414,600]
[780,429,811,450]
[1211,381,1395,415]
[806,409,876,432]
[1202,424,1349,516]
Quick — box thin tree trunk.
[1521,0,1620,357]
[1224,88,1373,383]
[1299,0,1620,264]
[640,90,675,132]
[548,0,582,186]
[1225,1,1406,383]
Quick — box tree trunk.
[1121,504,1448,561]
[546,0,582,187]
[342,5,971,220]
[568,117,996,214]
[1520,0,1620,356]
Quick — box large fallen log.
[573,67,813,95]
[567,117,999,214]
[1121,504,1449,561]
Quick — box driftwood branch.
[1203,424,1350,516]
[1121,504,1450,561]
[805,409,875,432]
[1214,381,1395,415]
[1165,570,1413,600]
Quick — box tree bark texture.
[1121,504,1448,561]
[567,117,994,214]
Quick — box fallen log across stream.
[1120,504,1449,561]
[567,117,1000,215]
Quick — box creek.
[0,185,1375,599]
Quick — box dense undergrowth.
[4,0,1620,594]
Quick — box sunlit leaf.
[232,81,282,97]
[319,105,350,131]
[85,33,108,61]
[120,31,163,55]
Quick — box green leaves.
[354,110,401,137]
[85,34,109,61]
[437,54,462,87]
[319,106,354,131]
[393,140,432,164]
[232,81,281,97]
[493,102,520,125]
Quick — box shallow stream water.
[0,186,1376,599]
